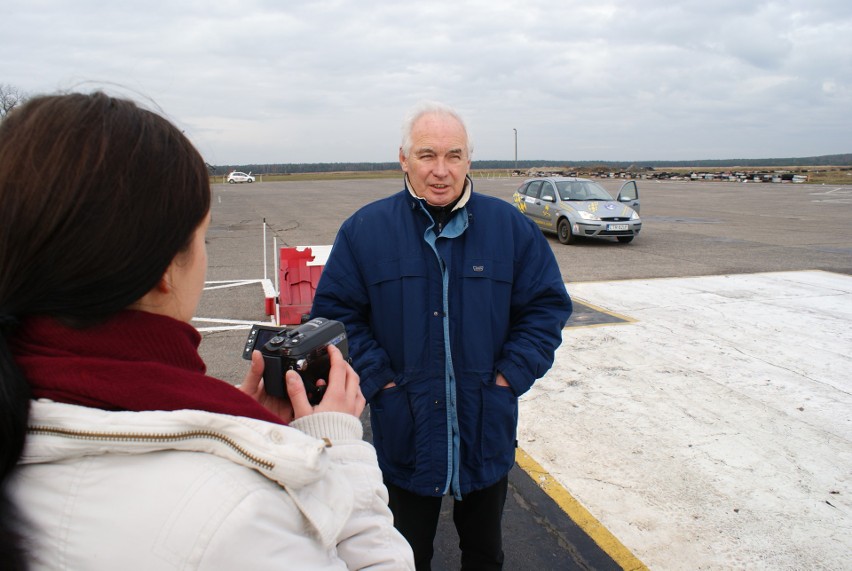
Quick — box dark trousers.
[385,476,508,571]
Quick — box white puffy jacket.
[11,399,414,570]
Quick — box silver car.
[513,177,641,244]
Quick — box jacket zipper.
[28,425,276,470]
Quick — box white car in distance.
[227,171,255,184]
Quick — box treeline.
[209,162,400,175]
[210,154,850,175]
[629,153,852,169]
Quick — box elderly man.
[311,101,572,570]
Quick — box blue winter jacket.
[311,179,572,497]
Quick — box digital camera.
[241,317,349,405]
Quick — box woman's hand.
[287,344,365,420]
[239,350,296,423]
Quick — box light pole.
[513,128,517,169]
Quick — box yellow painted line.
[573,298,636,324]
[516,448,648,571]
[563,298,637,330]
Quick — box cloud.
[4,0,851,163]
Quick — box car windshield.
[555,181,614,201]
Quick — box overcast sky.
[4,1,851,165]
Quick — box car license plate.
[607,224,629,231]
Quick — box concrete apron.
[520,270,852,570]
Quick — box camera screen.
[242,324,292,360]
[254,328,283,350]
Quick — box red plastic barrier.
[278,247,325,324]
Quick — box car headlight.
[630,210,640,220]
[578,210,600,221]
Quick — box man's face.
[399,113,471,207]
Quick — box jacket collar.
[404,174,472,211]
[12,310,284,425]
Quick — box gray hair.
[400,101,474,158]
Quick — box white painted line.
[192,315,279,333]
[192,317,262,325]
[202,280,277,299]
[194,325,254,332]
[203,280,263,291]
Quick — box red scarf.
[11,310,285,425]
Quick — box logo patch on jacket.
[473,265,485,272]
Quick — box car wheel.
[228,179,235,184]
[557,218,574,245]
[617,236,634,244]
[247,179,253,183]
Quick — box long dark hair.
[0,92,211,568]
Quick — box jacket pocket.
[458,259,514,370]
[480,379,518,463]
[370,385,416,469]
[365,257,432,368]
[366,257,427,286]
[461,259,512,283]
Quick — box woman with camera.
[0,92,413,570]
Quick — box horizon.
[214,152,852,170]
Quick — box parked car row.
[513,177,641,244]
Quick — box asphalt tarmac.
[197,176,852,570]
